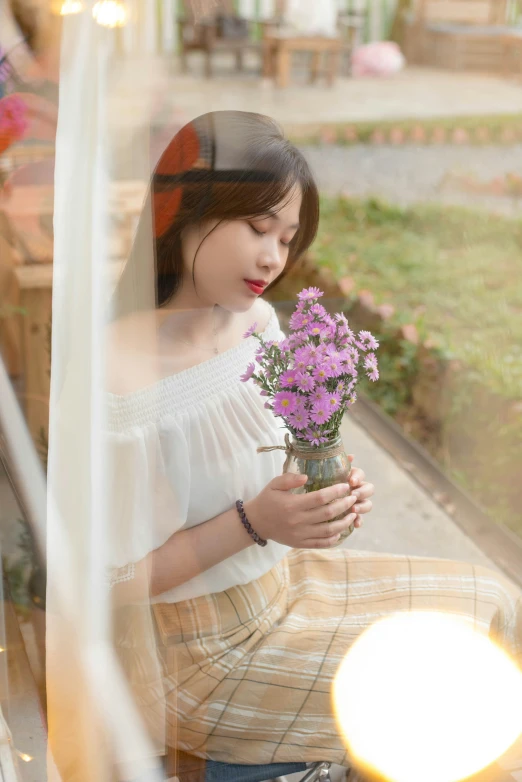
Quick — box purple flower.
[297,286,324,301]
[278,338,292,352]
[295,371,315,393]
[303,427,329,446]
[310,387,329,405]
[293,356,309,372]
[310,404,332,426]
[324,314,336,328]
[325,392,342,412]
[264,402,273,410]
[358,330,380,351]
[243,322,258,339]
[325,345,342,360]
[273,390,298,416]
[325,360,343,379]
[288,408,310,430]
[307,322,328,339]
[310,303,327,318]
[345,346,360,362]
[280,369,299,388]
[364,352,378,372]
[338,324,355,342]
[289,311,312,331]
[364,353,379,382]
[313,364,329,384]
[240,363,255,382]
[297,345,315,366]
[289,330,309,347]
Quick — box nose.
[258,236,285,274]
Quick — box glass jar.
[284,435,355,545]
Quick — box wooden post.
[14,264,53,449]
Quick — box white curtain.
[46,8,164,781]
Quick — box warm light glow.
[16,751,33,762]
[0,647,4,652]
[59,0,84,14]
[332,611,522,782]
[92,0,127,27]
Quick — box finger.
[272,472,308,492]
[353,499,372,516]
[347,454,354,463]
[349,467,366,487]
[354,514,362,528]
[302,509,356,545]
[301,482,352,510]
[320,513,357,538]
[310,493,358,524]
[352,482,375,502]
[303,533,342,549]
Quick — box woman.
[107,110,522,770]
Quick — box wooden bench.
[262,32,344,88]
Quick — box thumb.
[271,472,308,491]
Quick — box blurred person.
[105,111,522,769]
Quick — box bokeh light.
[332,611,522,782]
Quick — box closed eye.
[249,223,265,237]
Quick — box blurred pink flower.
[377,303,395,319]
[343,125,358,143]
[501,126,517,144]
[320,127,337,145]
[401,324,419,345]
[410,125,427,143]
[390,127,405,145]
[371,129,386,145]
[351,42,405,78]
[431,126,447,144]
[452,127,469,145]
[0,95,28,154]
[339,276,355,295]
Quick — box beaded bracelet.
[235,499,268,547]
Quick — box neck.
[158,302,232,347]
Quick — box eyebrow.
[263,209,300,231]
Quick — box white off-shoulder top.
[105,304,291,603]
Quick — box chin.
[218,295,258,314]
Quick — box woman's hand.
[244,473,358,549]
[347,455,374,529]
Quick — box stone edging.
[287,116,522,147]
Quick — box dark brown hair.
[115,111,319,315]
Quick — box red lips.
[245,279,268,295]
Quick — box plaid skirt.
[116,548,522,768]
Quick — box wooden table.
[1,181,145,445]
[262,33,343,88]
[13,261,124,446]
[1,180,146,264]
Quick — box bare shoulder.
[104,310,158,395]
[249,297,274,334]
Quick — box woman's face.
[180,185,302,313]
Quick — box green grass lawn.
[315,196,522,401]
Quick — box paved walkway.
[302,143,522,215]
[112,58,522,129]
[339,415,500,570]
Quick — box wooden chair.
[177,0,271,78]
[402,0,522,73]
